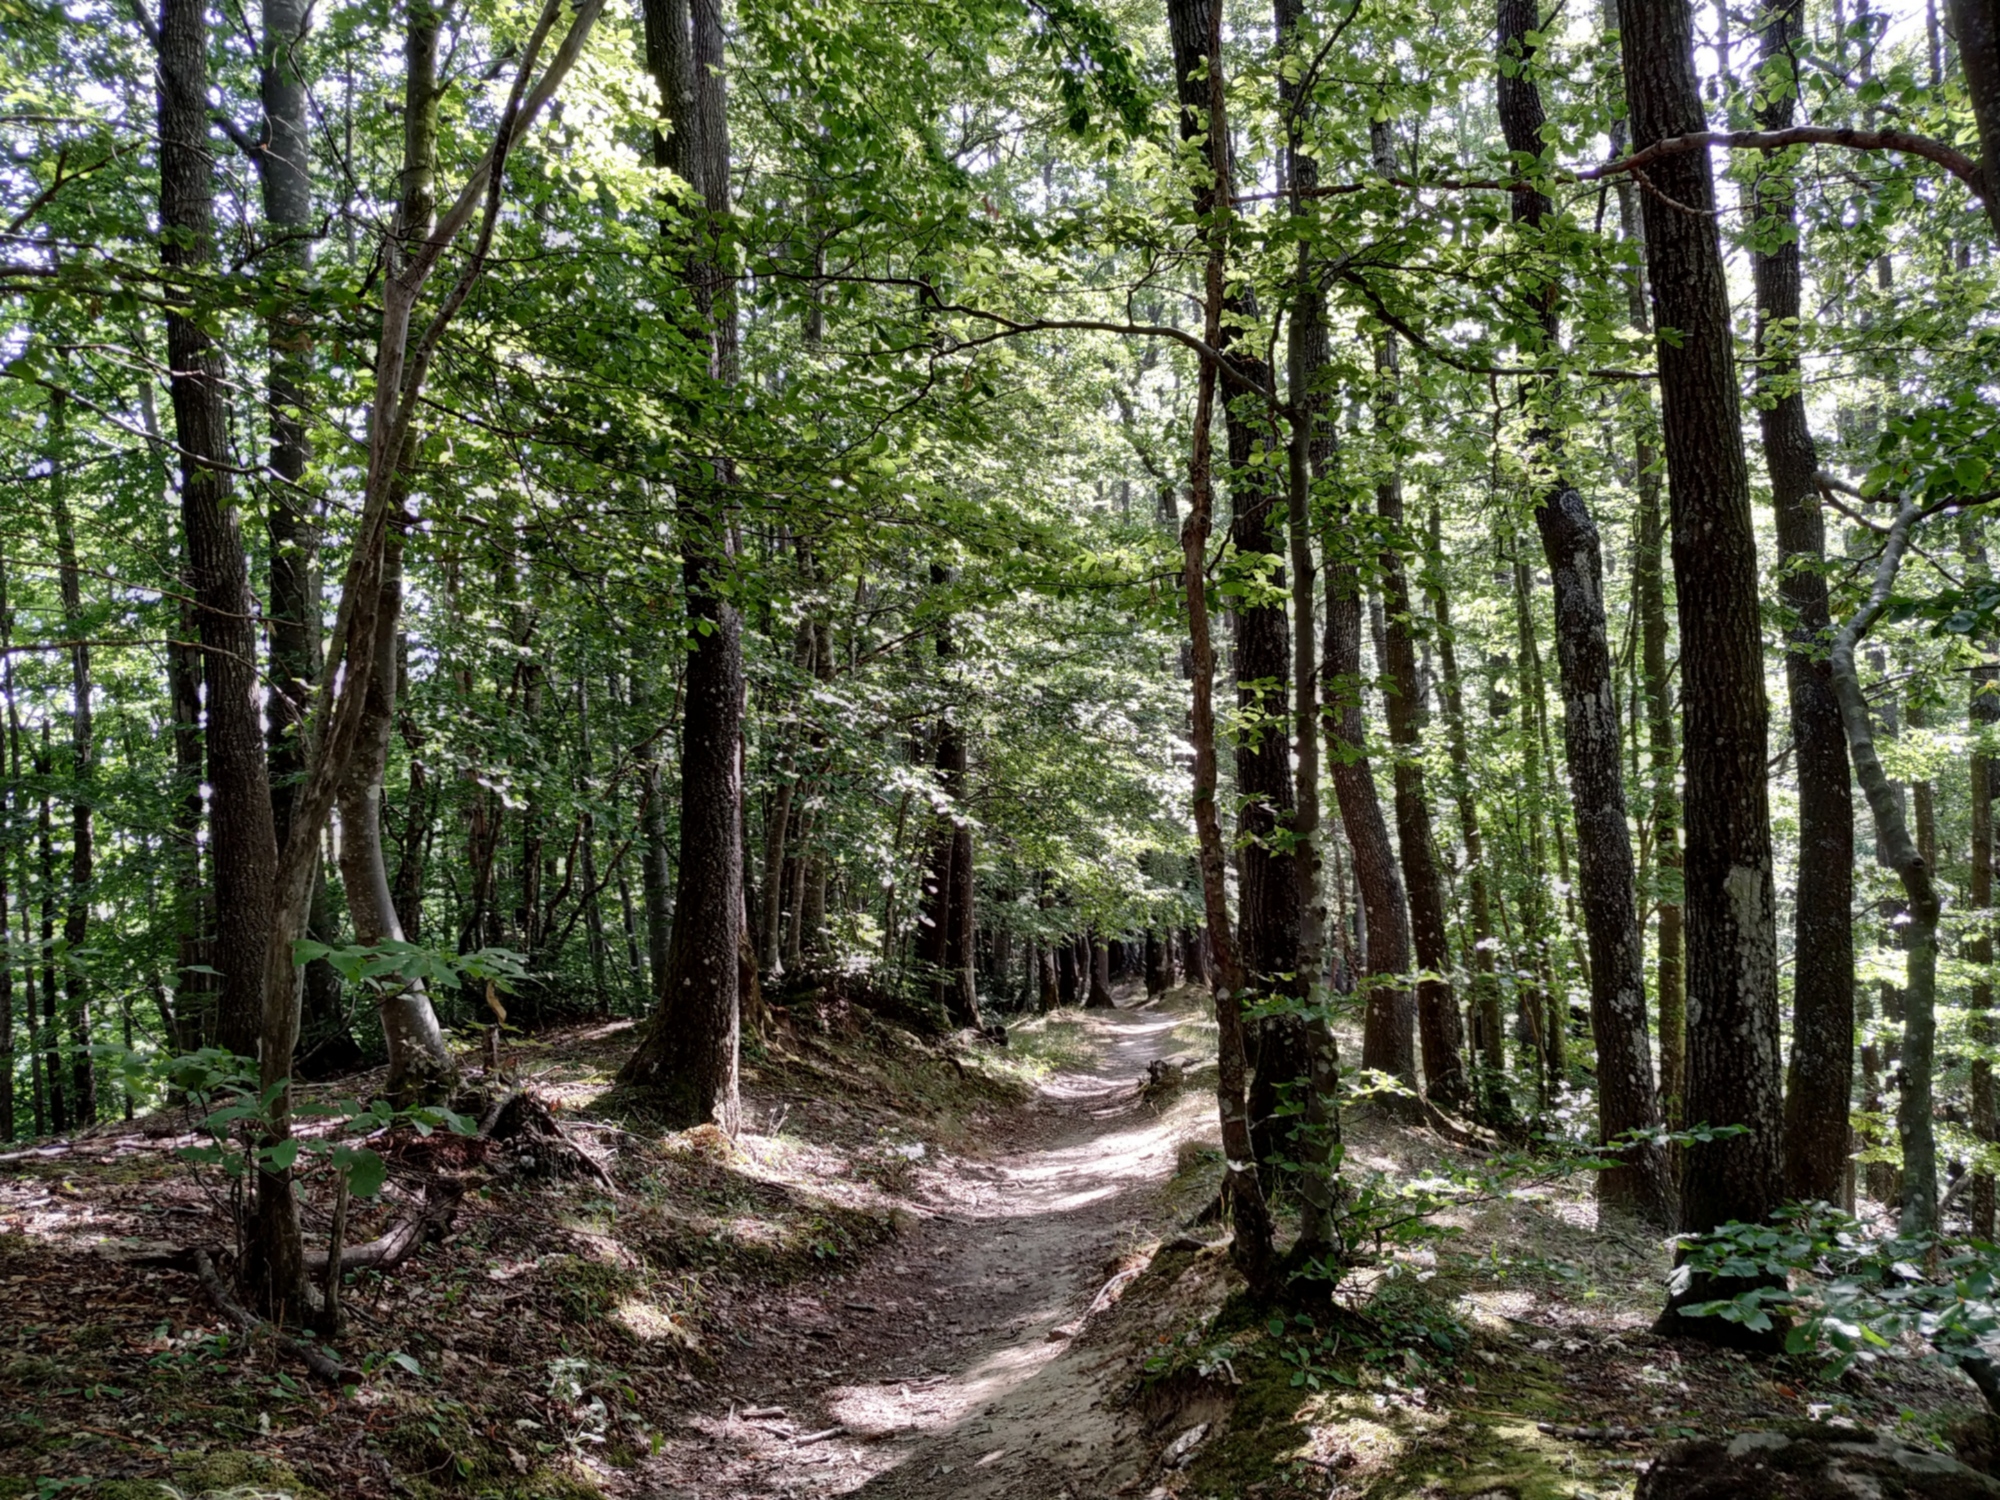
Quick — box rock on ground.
[1637,1422,2000,1500]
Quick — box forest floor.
[1,983,1994,1500]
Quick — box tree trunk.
[1974,647,1998,1238]
[1056,935,1078,1007]
[638,727,674,988]
[335,530,452,1103]
[1327,554,1418,1100]
[619,0,745,1130]
[1425,506,1506,1109]
[1947,0,2000,237]
[1621,0,1784,1334]
[157,0,280,1060]
[1166,0,1302,1170]
[256,0,348,1069]
[1831,493,1941,1236]
[37,732,63,1131]
[1606,128,1688,1135]
[1374,338,1470,1114]
[49,395,97,1126]
[1275,0,1343,1245]
[1498,0,1669,1222]
[1086,934,1115,1008]
[1166,0,1278,1296]
[1747,0,1856,1209]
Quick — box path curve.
[636,997,1204,1499]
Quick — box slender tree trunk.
[1973,649,1998,1238]
[1373,339,1470,1114]
[1606,128,1688,1134]
[1831,493,1941,1236]
[157,0,280,1060]
[336,532,452,1102]
[1498,0,1669,1222]
[759,778,793,973]
[1747,0,1857,1207]
[619,0,745,1129]
[37,733,63,1132]
[1621,0,1784,1333]
[1425,507,1506,1105]
[1165,0,1301,1170]
[1166,0,1278,1295]
[1327,554,1418,1099]
[637,689,674,989]
[49,395,97,1126]
[577,676,609,1009]
[1273,0,1343,1247]
[256,0,347,1066]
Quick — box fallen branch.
[193,1247,360,1387]
[303,1178,462,1275]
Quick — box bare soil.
[631,993,1210,1499]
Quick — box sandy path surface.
[635,997,1204,1499]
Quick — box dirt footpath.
[634,997,1211,1499]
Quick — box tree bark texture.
[1748,0,1856,1208]
[619,0,744,1130]
[1166,0,1278,1296]
[1326,554,1418,1099]
[1499,0,1670,1222]
[50,396,97,1126]
[1619,0,1784,1254]
[1831,494,1940,1236]
[335,529,452,1103]
[1947,0,2000,236]
[1424,507,1506,1105]
[1374,339,1470,1114]
[1974,653,1998,1238]
[157,0,280,1060]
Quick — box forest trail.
[636,993,1207,1500]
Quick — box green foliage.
[1678,1204,2000,1383]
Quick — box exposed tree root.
[193,1247,360,1387]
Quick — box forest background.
[3,0,2000,1355]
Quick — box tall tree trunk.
[37,732,63,1132]
[1974,647,1998,1238]
[240,0,608,1318]
[1425,507,1506,1107]
[157,0,280,1059]
[332,9,454,1103]
[1620,0,1784,1331]
[1374,338,1470,1114]
[1498,0,1670,1223]
[1750,0,1857,1208]
[1166,0,1278,1295]
[911,567,980,1029]
[1164,0,1300,1168]
[1327,555,1418,1100]
[1831,494,1941,1236]
[336,532,452,1102]
[619,0,745,1130]
[49,395,97,1126]
[1272,0,1342,1244]
[256,0,347,1067]
[1605,126,1687,1134]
